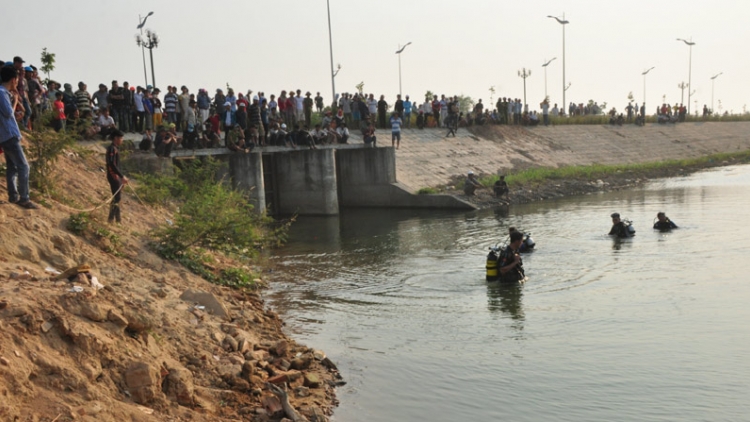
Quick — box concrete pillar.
[228,152,266,213]
[274,149,339,215]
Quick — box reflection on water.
[267,165,750,422]
[486,282,524,321]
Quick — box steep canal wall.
[393,122,750,190]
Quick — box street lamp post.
[326,0,337,109]
[395,42,412,97]
[676,38,696,115]
[548,14,569,115]
[542,57,557,99]
[518,68,531,107]
[677,81,688,105]
[710,72,723,113]
[136,12,154,87]
[136,30,159,88]
[642,67,654,112]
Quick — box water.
[266,165,750,422]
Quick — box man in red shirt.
[431,95,441,127]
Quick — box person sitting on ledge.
[653,212,678,230]
[363,123,376,147]
[226,124,248,152]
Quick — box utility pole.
[518,68,531,107]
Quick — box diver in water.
[609,212,634,238]
[498,231,526,283]
[653,212,678,230]
[508,227,535,252]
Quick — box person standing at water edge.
[106,130,128,223]
[608,212,634,238]
[498,231,526,282]
[653,212,678,230]
[0,66,37,209]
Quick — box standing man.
[133,87,145,132]
[164,86,178,125]
[403,95,412,128]
[178,86,191,131]
[389,112,402,149]
[394,94,404,121]
[74,82,93,120]
[294,89,305,125]
[314,92,324,114]
[197,89,210,124]
[377,95,388,129]
[1,66,37,209]
[121,82,133,132]
[91,84,109,112]
[108,80,126,131]
[303,92,314,127]
[106,130,128,223]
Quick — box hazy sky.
[4,0,750,114]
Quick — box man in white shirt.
[551,103,559,117]
[133,88,145,132]
[295,89,304,124]
[367,94,378,125]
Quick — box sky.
[4,0,750,114]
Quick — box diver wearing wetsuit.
[498,231,526,282]
[653,212,678,230]
[608,212,633,238]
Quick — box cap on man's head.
[252,95,259,101]
[468,171,474,175]
[78,81,85,87]
[281,123,287,129]
[224,101,231,107]
[611,213,620,219]
[13,56,24,63]
[24,66,32,72]
[168,123,176,128]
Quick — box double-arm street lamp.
[710,72,722,113]
[548,14,569,114]
[642,66,655,111]
[518,68,531,107]
[396,42,412,97]
[542,57,557,99]
[136,30,160,88]
[136,11,153,87]
[326,0,337,109]
[676,38,696,115]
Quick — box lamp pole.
[136,30,159,88]
[548,14,569,115]
[136,11,154,87]
[676,38,696,115]
[542,57,557,99]
[642,67,655,112]
[710,72,722,113]
[518,68,531,107]
[326,0,337,109]
[677,81,688,105]
[396,42,412,97]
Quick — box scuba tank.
[486,245,501,281]
[523,233,536,250]
[624,219,636,236]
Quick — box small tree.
[40,47,56,83]
[424,90,434,102]
[457,94,474,114]
[627,91,634,102]
[355,81,364,95]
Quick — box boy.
[53,91,66,132]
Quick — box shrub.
[67,212,90,235]
[25,128,76,194]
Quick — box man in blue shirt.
[0,66,37,209]
[403,95,412,128]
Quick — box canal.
[267,165,750,422]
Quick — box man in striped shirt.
[163,86,178,125]
[74,82,92,119]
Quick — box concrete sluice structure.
[128,144,475,216]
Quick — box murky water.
[266,165,750,422]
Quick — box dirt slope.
[0,140,338,421]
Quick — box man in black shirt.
[498,231,526,283]
[653,212,678,230]
[608,212,634,238]
[106,130,128,223]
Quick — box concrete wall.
[273,149,339,215]
[337,148,475,210]
[228,153,265,213]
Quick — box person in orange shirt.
[53,91,66,132]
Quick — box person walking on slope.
[106,130,129,223]
[390,112,402,149]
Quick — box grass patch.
[480,150,750,187]
[417,187,439,195]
